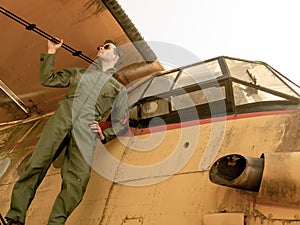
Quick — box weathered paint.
[0,110,299,225]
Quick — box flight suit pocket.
[95,89,116,118]
[101,90,117,98]
[67,79,86,98]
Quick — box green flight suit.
[6,53,129,225]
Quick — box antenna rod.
[0,6,96,65]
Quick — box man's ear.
[114,55,120,65]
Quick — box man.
[5,39,129,225]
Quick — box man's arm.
[102,86,129,142]
[90,86,129,144]
[40,39,74,87]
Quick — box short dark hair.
[103,40,123,68]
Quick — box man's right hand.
[47,38,63,54]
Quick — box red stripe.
[128,110,299,136]
[8,110,297,149]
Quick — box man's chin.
[94,56,101,62]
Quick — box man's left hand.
[90,121,105,140]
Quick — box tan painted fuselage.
[1,109,299,225]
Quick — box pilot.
[5,38,129,225]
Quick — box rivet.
[184,142,190,148]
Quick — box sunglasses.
[97,43,120,57]
[97,43,112,51]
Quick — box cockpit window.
[128,59,223,108]
[128,79,152,107]
[143,71,178,98]
[226,58,299,98]
[175,60,222,88]
[233,82,286,106]
[141,98,169,119]
[171,86,226,111]
[128,56,299,126]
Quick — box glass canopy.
[128,56,299,124]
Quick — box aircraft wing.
[0,0,163,123]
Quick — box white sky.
[118,0,300,87]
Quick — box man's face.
[96,43,119,63]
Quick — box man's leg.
[6,116,69,224]
[47,137,92,225]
